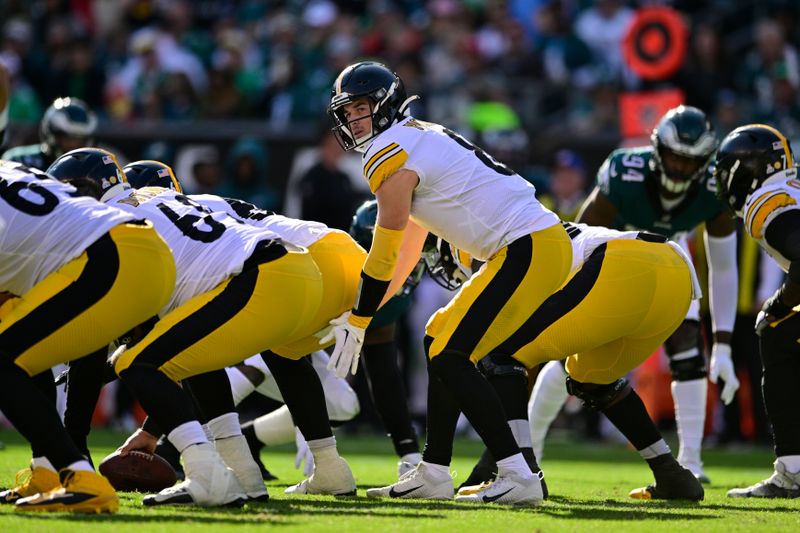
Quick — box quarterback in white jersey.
[714,124,800,499]
[327,61,572,506]
[0,160,175,513]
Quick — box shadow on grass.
[11,508,291,526]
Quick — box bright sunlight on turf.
[0,429,798,532]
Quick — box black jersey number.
[0,178,59,216]
[157,194,225,243]
[443,128,516,176]
[224,197,274,221]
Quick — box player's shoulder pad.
[362,122,421,193]
[744,174,800,239]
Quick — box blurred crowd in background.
[1,0,796,450]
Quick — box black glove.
[756,288,796,336]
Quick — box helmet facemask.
[650,106,719,198]
[422,235,473,291]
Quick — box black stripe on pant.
[493,243,607,356]
[0,231,120,365]
[128,267,259,371]
[120,264,259,436]
[443,235,533,355]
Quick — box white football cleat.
[284,456,356,496]
[398,461,418,478]
[367,462,453,500]
[215,435,269,502]
[455,471,543,506]
[143,443,246,507]
[728,458,800,498]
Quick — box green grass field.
[0,429,797,532]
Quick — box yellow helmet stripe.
[752,123,794,166]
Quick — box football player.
[2,97,97,170]
[529,106,739,482]
[714,124,800,498]
[0,160,175,513]
[448,221,705,501]
[47,148,339,506]
[323,61,573,506]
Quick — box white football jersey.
[105,187,287,314]
[189,194,336,247]
[0,161,135,296]
[741,169,800,272]
[362,118,560,261]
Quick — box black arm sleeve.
[763,209,800,284]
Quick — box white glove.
[320,311,366,379]
[294,428,314,477]
[709,343,740,406]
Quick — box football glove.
[708,343,739,406]
[755,289,796,336]
[320,311,365,379]
[294,428,314,477]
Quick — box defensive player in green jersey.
[529,106,740,483]
[1,97,97,171]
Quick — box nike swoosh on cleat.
[389,485,424,498]
[482,488,514,503]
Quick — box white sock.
[226,367,256,406]
[508,419,532,449]
[671,378,707,467]
[66,460,94,472]
[207,412,241,440]
[528,361,569,460]
[420,460,449,477]
[496,452,533,479]
[31,456,56,472]
[638,439,671,460]
[253,405,296,446]
[308,436,341,465]
[400,452,422,465]
[168,420,210,453]
[778,455,800,473]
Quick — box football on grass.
[99,450,178,492]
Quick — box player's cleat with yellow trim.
[15,469,118,513]
[455,471,543,506]
[629,464,704,501]
[0,464,60,504]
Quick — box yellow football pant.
[271,230,366,359]
[514,239,692,384]
[0,222,175,376]
[425,223,573,363]
[114,248,323,381]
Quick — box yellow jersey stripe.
[745,189,779,231]
[364,143,399,177]
[367,149,408,193]
[749,192,797,239]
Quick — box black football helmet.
[714,124,796,216]
[651,105,719,195]
[40,97,98,157]
[349,199,425,296]
[47,147,128,201]
[328,61,416,152]
[123,160,183,192]
[421,235,473,291]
